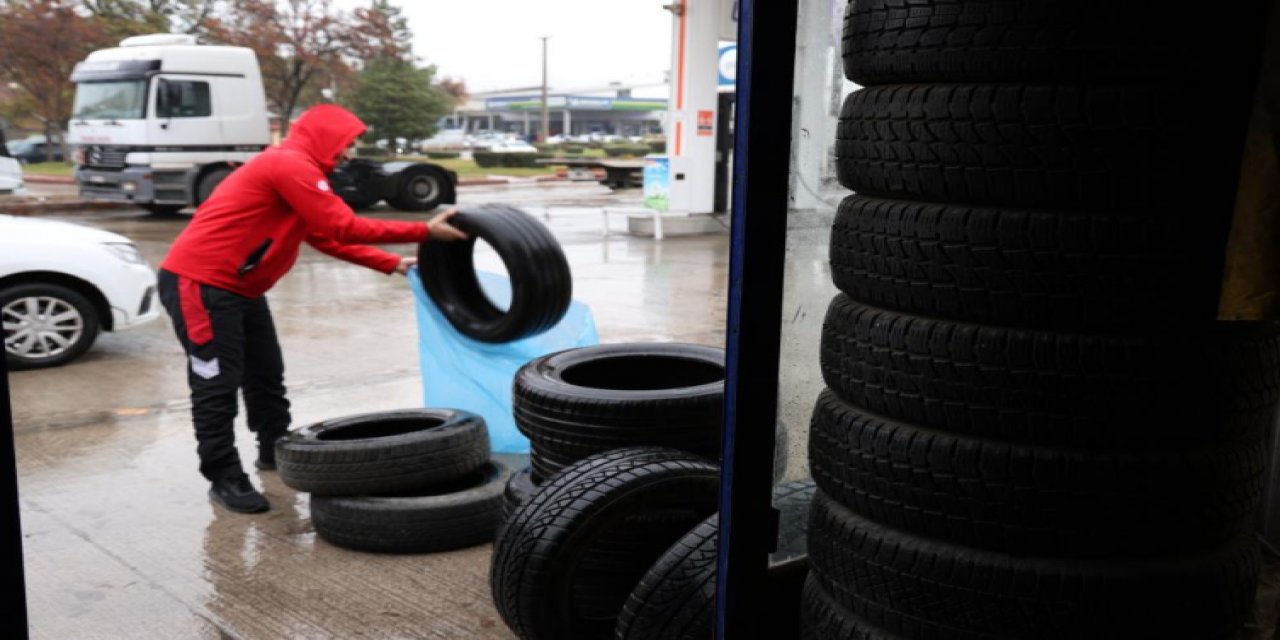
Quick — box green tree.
[348,57,451,157]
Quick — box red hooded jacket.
[160,105,429,299]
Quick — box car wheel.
[2,283,100,370]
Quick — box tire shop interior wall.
[774,0,851,482]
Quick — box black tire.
[310,460,512,553]
[513,343,725,465]
[801,576,900,640]
[2,282,100,370]
[808,490,1259,640]
[501,465,537,523]
[829,195,1228,330]
[615,506,813,640]
[809,389,1266,557]
[417,204,571,342]
[835,85,1242,213]
[615,514,719,640]
[140,203,184,216]
[276,408,490,496]
[820,294,1280,449]
[194,166,233,207]
[840,0,1265,85]
[389,165,447,211]
[773,478,816,561]
[490,447,720,640]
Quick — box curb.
[0,200,136,215]
[21,174,75,185]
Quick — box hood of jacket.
[281,104,366,173]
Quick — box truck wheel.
[389,165,446,211]
[194,166,233,207]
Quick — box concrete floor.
[7,182,834,639]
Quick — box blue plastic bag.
[409,268,599,453]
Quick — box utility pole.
[540,36,550,142]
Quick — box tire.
[615,514,719,640]
[310,460,512,553]
[819,294,1280,449]
[513,343,725,466]
[801,576,900,640]
[389,165,447,211]
[834,85,1243,213]
[490,447,720,640]
[501,465,537,523]
[840,0,1264,85]
[809,389,1266,557]
[773,478,816,561]
[808,489,1259,640]
[829,195,1228,330]
[2,283,100,370]
[276,408,490,496]
[194,166,232,207]
[140,203,184,216]
[417,204,571,342]
[613,486,814,640]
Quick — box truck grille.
[84,146,129,169]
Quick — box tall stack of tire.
[805,2,1279,638]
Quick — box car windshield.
[73,80,147,120]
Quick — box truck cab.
[69,34,456,216]
[68,34,269,215]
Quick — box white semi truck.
[68,34,456,215]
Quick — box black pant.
[157,269,291,482]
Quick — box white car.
[485,141,538,154]
[1,215,160,369]
[0,157,23,194]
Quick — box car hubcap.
[410,175,438,201]
[3,296,84,359]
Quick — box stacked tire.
[806,2,1278,638]
[512,342,726,482]
[274,409,513,553]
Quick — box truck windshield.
[73,80,147,120]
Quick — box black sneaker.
[254,458,276,471]
[209,475,270,513]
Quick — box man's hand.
[394,257,417,276]
[428,208,468,242]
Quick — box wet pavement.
[9,182,753,639]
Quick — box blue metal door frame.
[714,0,800,636]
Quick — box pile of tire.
[806,2,1280,638]
[274,408,514,553]
[491,444,818,640]
[499,341,726,526]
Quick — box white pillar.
[664,0,722,214]
[564,109,572,136]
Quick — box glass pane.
[771,0,856,565]
[72,80,147,119]
[157,80,212,118]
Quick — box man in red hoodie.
[157,104,466,513]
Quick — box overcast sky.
[334,0,675,95]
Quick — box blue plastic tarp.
[409,268,599,453]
